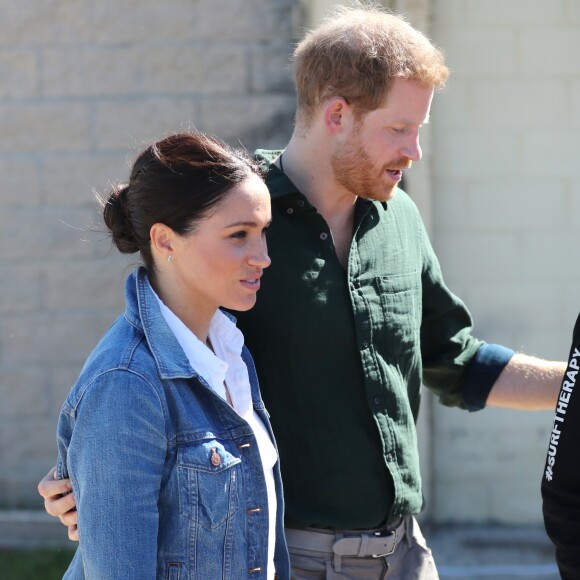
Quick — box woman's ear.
[150,223,176,263]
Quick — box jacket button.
[210,448,221,466]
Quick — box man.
[40,6,565,579]
[541,313,580,580]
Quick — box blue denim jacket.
[56,268,290,579]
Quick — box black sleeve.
[542,312,580,579]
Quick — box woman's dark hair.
[102,131,263,273]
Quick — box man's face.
[331,78,434,202]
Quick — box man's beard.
[331,134,411,202]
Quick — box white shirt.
[153,291,278,579]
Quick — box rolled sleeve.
[462,343,515,411]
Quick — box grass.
[0,547,75,580]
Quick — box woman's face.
[171,173,272,319]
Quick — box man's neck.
[281,134,357,224]
[281,134,358,268]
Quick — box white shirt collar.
[151,286,242,401]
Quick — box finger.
[59,508,78,527]
[37,467,57,497]
[38,469,72,498]
[45,492,76,517]
[68,524,79,542]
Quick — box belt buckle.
[371,528,397,558]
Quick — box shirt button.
[374,396,381,405]
[362,340,369,349]
[297,199,305,207]
[286,207,294,215]
[320,232,328,240]
[386,453,394,462]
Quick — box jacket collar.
[123,267,214,381]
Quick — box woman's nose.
[248,239,271,269]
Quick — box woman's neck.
[149,273,214,344]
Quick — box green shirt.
[235,150,513,530]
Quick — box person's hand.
[38,467,79,541]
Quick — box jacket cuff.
[462,343,515,412]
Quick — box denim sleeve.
[462,343,515,411]
[66,370,167,578]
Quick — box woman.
[52,132,289,579]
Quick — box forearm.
[486,353,566,410]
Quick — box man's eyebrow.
[392,113,430,125]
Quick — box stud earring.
[168,255,173,263]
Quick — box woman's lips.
[241,278,261,291]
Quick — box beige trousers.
[287,516,439,580]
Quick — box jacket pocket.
[177,440,241,529]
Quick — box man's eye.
[391,127,405,134]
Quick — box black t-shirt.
[542,312,580,579]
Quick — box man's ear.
[150,223,176,262]
[323,97,352,135]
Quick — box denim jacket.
[56,267,290,579]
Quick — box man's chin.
[360,185,398,203]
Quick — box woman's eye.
[230,231,247,239]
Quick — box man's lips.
[386,169,403,181]
[386,161,411,182]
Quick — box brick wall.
[429,0,580,523]
[4,0,579,527]
[0,0,298,507]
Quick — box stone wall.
[430,0,580,523]
[4,0,580,528]
[0,0,298,507]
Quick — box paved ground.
[425,524,559,579]
[0,512,562,579]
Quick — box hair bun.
[102,184,140,254]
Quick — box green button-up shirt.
[234,150,513,530]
